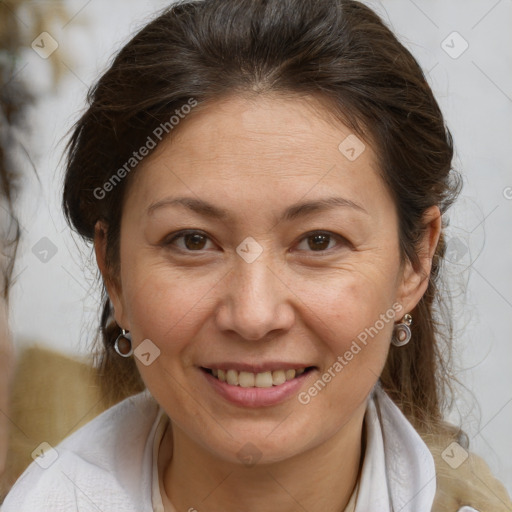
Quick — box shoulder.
[422,431,512,512]
[1,390,160,511]
[373,385,511,512]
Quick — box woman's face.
[100,94,436,464]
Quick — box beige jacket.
[427,434,512,512]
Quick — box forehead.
[127,93,387,212]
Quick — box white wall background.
[7,0,512,494]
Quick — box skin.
[95,93,441,512]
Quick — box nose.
[214,256,295,342]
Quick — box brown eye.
[307,233,331,251]
[165,231,214,251]
[183,233,207,250]
[296,231,345,253]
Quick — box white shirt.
[1,384,478,512]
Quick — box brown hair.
[63,0,462,423]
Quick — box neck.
[159,400,367,512]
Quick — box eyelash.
[163,229,348,255]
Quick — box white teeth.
[285,369,296,380]
[239,371,255,388]
[255,371,273,388]
[272,370,286,385]
[226,369,238,386]
[209,367,309,387]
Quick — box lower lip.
[201,368,316,408]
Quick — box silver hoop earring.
[391,313,412,347]
[114,329,133,357]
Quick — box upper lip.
[200,362,315,373]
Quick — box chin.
[203,421,315,467]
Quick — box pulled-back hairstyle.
[63,0,462,427]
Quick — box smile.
[201,367,315,388]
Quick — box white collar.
[355,383,436,511]
[150,383,437,512]
[151,408,170,512]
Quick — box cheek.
[296,276,397,412]
[292,264,400,409]
[121,257,217,351]
[297,263,399,345]
[120,261,215,396]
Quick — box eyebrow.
[146,195,369,222]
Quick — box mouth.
[200,366,316,388]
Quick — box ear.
[94,220,129,330]
[395,205,442,315]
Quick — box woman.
[2,0,511,510]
